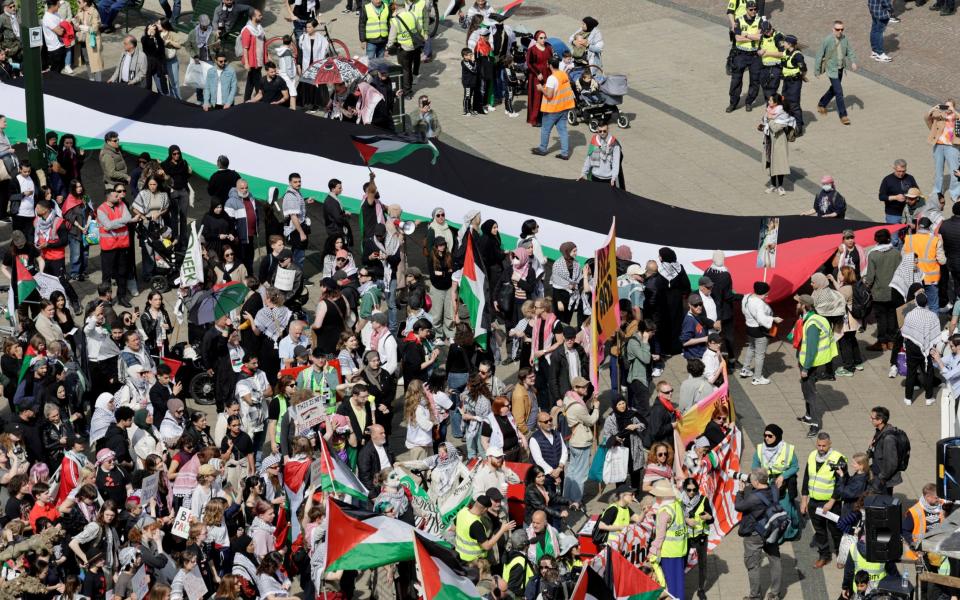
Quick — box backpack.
[754,489,788,544]
[879,426,911,473]
[849,280,873,321]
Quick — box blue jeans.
[925,283,941,312]
[818,69,847,117]
[884,213,903,247]
[68,236,88,278]
[932,143,960,200]
[292,248,305,269]
[423,36,432,58]
[166,58,181,99]
[159,0,181,22]
[387,278,399,334]
[365,41,386,59]
[538,110,569,156]
[293,19,307,41]
[562,445,592,503]
[65,46,73,70]
[609,357,621,402]
[870,17,888,54]
[98,0,127,26]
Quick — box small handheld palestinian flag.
[413,530,483,600]
[570,565,615,600]
[497,0,525,19]
[351,134,439,166]
[7,258,37,330]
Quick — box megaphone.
[400,220,417,235]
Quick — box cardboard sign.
[140,473,159,505]
[182,568,208,600]
[170,506,192,539]
[132,565,148,599]
[290,395,326,433]
[274,266,296,291]
[310,457,323,488]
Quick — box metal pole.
[19,0,47,170]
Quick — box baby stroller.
[568,66,630,131]
[140,219,182,293]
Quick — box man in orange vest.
[34,199,83,313]
[902,216,946,312]
[902,482,947,567]
[97,184,142,307]
[531,56,575,160]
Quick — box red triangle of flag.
[611,549,662,597]
[352,140,377,165]
[413,534,442,599]
[325,496,379,567]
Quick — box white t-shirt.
[15,175,35,217]
[41,12,63,51]
[544,75,559,96]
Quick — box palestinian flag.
[497,0,524,19]
[12,259,37,304]
[1,77,902,306]
[571,566,615,600]
[351,134,438,166]
[324,496,450,571]
[318,437,368,501]
[18,344,39,383]
[283,456,312,542]
[413,531,482,600]
[458,234,487,349]
[606,549,663,600]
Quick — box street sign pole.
[20,0,47,170]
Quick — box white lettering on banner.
[180,222,205,287]
[140,473,159,505]
[171,506,192,539]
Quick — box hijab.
[363,350,383,390]
[89,393,116,446]
[613,401,638,433]
[478,219,503,266]
[761,424,784,466]
[582,17,598,32]
[512,246,531,280]
[134,408,157,441]
[459,210,480,242]
[559,242,576,266]
[428,207,454,248]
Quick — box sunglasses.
[224,252,234,257]
[538,419,551,424]
[657,452,668,457]
[764,433,775,438]
[436,213,445,217]
[662,390,674,395]
[834,27,844,31]
[686,488,698,493]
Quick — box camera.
[738,472,752,483]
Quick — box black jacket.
[940,216,960,270]
[99,423,134,466]
[323,195,353,244]
[207,168,241,203]
[547,343,590,403]
[357,442,395,497]
[703,267,738,321]
[734,485,777,537]
[41,417,75,467]
[523,483,571,523]
[643,399,678,447]
[869,425,903,490]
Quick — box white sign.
[180,222,204,288]
[310,457,323,487]
[140,473,159,505]
[132,566,148,599]
[274,266,295,291]
[182,569,208,600]
[34,272,65,299]
[29,27,42,49]
[289,395,326,432]
[171,506,192,539]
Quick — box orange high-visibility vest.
[35,216,66,261]
[541,70,575,113]
[903,232,941,284]
[904,501,944,565]
[98,202,131,251]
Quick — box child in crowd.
[502,55,520,117]
[561,50,575,74]
[275,35,298,110]
[461,48,479,116]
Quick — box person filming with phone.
[925,100,960,207]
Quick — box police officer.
[725,0,750,75]
[757,20,784,101]
[800,431,845,569]
[726,0,762,113]
[779,35,807,136]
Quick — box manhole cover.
[514,6,549,16]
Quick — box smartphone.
[940,104,950,110]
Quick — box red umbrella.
[300,57,369,86]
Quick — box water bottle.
[901,568,910,590]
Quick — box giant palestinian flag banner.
[0,77,898,301]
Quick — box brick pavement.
[14,1,953,598]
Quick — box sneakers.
[854,364,865,371]
[61,66,74,74]
[871,52,892,63]
[797,415,814,424]
[765,184,775,194]
[817,106,828,115]
[888,365,899,378]
[530,147,547,156]
[806,425,821,438]
[487,105,496,112]
[777,187,786,196]
[840,116,851,125]
[739,368,754,378]
[506,111,520,118]
[835,367,854,377]
[904,397,913,406]
[888,15,901,21]
[752,376,771,385]
[926,397,937,406]
[652,367,664,377]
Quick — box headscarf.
[582,17,598,32]
[167,398,184,418]
[657,247,681,282]
[613,400,639,433]
[426,442,463,494]
[128,365,149,394]
[89,393,116,446]
[681,483,702,514]
[363,350,383,390]
[559,242,576,266]
[761,424,784,467]
[810,272,829,289]
[533,30,546,46]
[478,219,503,267]
[512,246,531,280]
[460,209,480,241]
[710,250,727,272]
[134,409,157,441]
[429,207,454,249]
[95,448,116,467]
[230,534,259,585]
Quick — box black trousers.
[838,331,862,370]
[100,248,128,295]
[759,65,782,100]
[239,242,255,276]
[874,297,901,344]
[781,77,804,127]
[627,379,650,422]
[721,317,737,362]
[397,48,420,95]
[12,215,34,242]
[904,339,936,400]
[809,498,842,559]
[46,46,66,73]
[244,66,262,102]
[729,51,760,107]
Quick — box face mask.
[822,185,832,192]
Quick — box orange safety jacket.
[98,202,131,250]
[541,70,575,113]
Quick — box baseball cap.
[698,275,714,288]
[486,447,505,458]
[485,487,504,502]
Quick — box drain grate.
[513,6,549,16]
